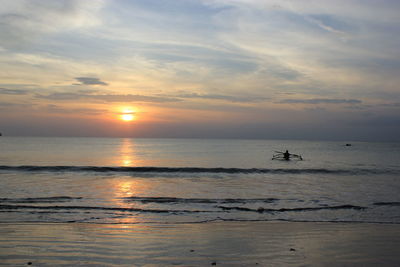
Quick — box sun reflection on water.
[120,138,135,167]
[108,139,158,223]
[110,179,154,224]
[117,180,137,197]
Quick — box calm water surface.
[0,137,399,224]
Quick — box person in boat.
[283,150,290,160]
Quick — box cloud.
[175,92,268,103]
[36,92,181,103]
[36,92,79,100]
[306,14,351,35]
[0,101,19,107]
[37,90,267,104]
[0,101,33,108]
[0,0,105,48]
[75,77,108,86]
[91,94,181,103]
[279,98,362,104]
[45,104,107,115]
[380,102,400,108]
[0,88,29,95]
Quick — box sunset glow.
[0,0,399,141]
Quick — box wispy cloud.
[45,104,107,115]
[0,101,20,107]
[174,92,269,103]
[37,90,267,104]
[306,14,350,36]
[279,98,362,104]
[0,88,29,95]
[36,92,181,103]
[0,101,33,108]
[380,102,400,108]
[74,77,108,86]
[0,0,105,48]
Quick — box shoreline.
[1,221,400,266]
[1,219,400,225]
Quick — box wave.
[373,202,400,206]
[0,204,205,214]
[0,165,397,175]
[0,196,82,204]
[0,203,367,214]
[122,197,278,204]
[217,204,366,213]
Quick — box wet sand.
[0,221,399,266]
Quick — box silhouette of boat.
[272,151,303,161]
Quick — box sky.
[0,0,399,141]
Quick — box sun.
[121,113,134,121]
[119,108,136,122]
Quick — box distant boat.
[272,151,303,161]
[345,143,352,146]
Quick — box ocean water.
[0,137,399,224]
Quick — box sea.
[0,137,399,225]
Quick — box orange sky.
[0,0,399,141]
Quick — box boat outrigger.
[272,150,303,161]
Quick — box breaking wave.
[1,196,398,224]
[0,165,397,175]
[0,203,367,214]
[217,204,366,213]
[122,197,278,204]
[0,204,204,214]
[373,202,400,206]
[0,196,82,203]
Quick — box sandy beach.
[1,221,399,266]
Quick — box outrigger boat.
[272,151,303,161]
